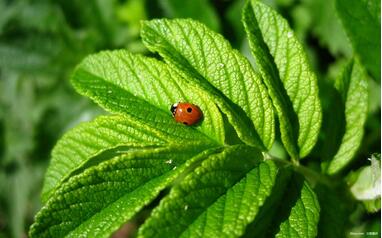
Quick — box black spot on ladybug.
[183,122,188,125]
[187,107,192,113]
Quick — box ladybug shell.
[170,102,203,126]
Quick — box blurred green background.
[0,0,380,237]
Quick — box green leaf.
[141,19,275,150]
[326,58,368,174]
[362,198,381,213]
[159,0,221,32]
[273,176,320,238]
[71,50,224,145]
[41,114,216,202]
[30,10,326,238]
[34,46,230,237]
[240,172,320,238]
[243,0,322,159]
[316,185,351,238]
[295,0,352,57]
[30,145,221,238]
[316,79,345,163]
[225,0,246,47]
[138,145,279,238]
[309,0,352,57]
[336,0,381,80]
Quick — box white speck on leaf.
[287,31,293,38]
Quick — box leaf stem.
[267,155,336,188]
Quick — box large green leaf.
[71,50,224,145]
[326,58,368,174]
[30,145,221,238]
[138,147,320,238]
[316,185,351,238]
[141,18,275,150]
[316,77,346,164]
[33,47,229,237]
[246,173,320,238]
[41,114,216,202]
[43,49,227,202]
[336,0,381,80]
[275,179,320,238]
[138,145,279,237]
[243,0,322,159]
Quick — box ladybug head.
[170,103,178,116]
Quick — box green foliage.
[41,113,219,202]
[316,184,352,238]
[159,0,221,32]
[29,2,327,236]
[243,0,322,160]
[336,0,381,80]
[71,50,224,145]
[292,0,352,57]
[0,1,142,236]
[0,0,378,237]
[325,58,368,174]
[275,178,320,238]
[31,145,217,237]
[139,149,278,238]
[141,18,275,150]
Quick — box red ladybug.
[170,102,203,125]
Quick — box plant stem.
[267,156,336,187]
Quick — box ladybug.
[170,102,203,126]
